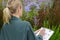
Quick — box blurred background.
[0,0,60,40]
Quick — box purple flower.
[25,6,30,12]
[33,16,38,25]
[38,0,45,2]
[24,2,40,12]
[33,2,40,10]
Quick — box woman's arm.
[27,22,43,40]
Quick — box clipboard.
[34,27,54,40]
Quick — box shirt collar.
[11,16,21,21]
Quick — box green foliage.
[0,0,3,10]
[21,1,60,39]
[0,9,3,30]
[33,20,60,40]
[21,5,38,27]
[28,5,38,18]
[0,0,3,30]
[50,25,60,40]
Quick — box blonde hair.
[3,0,22,24]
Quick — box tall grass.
[33,20,60,40]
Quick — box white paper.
[34,27,54,40]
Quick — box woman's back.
[0,16,43,40]
[0,16,29,40]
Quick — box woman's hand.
[34,28,45,37]
[39,29,45,36]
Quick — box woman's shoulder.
[22,21,30,25]
[22,21,31,27]
[22,21,32,30]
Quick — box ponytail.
[3,8,11,24]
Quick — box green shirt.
[0,16,43,40]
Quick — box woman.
[0,0,45,40]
